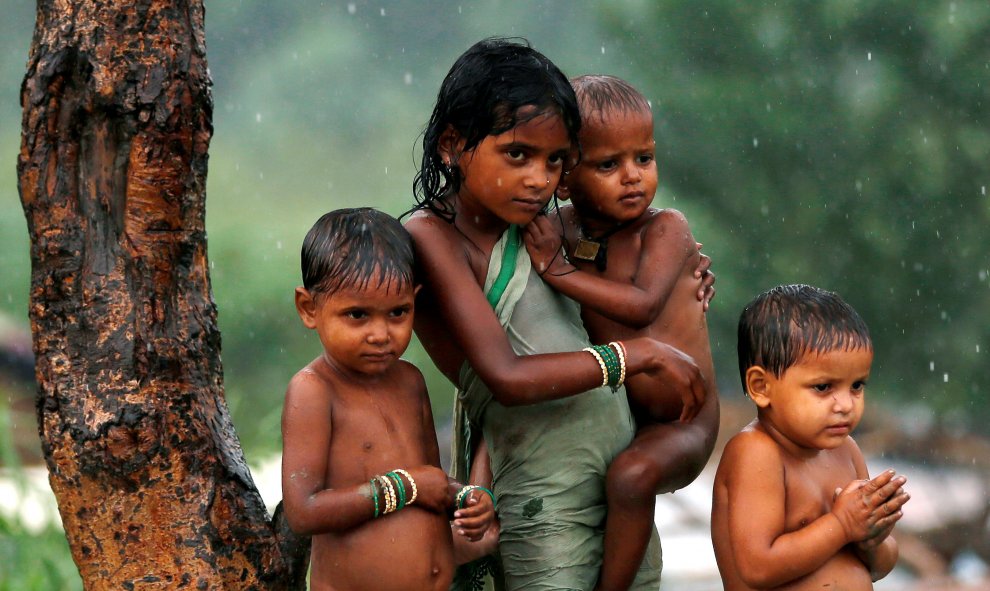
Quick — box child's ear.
[556,173,572,202]
[438,125,464,167]
[744,366,772,408]
[295,287,318,329]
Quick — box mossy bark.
[17,1,308,588]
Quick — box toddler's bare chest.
[781,453,859,532]
[329,392,427,463]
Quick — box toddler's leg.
[595,429,667,591]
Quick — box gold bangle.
[393,468,417,506]
[609,341,627,388]
[381,473,396,514]
[583,347,608,388]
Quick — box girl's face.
[445,110,571,227]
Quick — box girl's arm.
[524,209,699,328]
[406,214,706,415]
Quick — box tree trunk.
[17,1,308,588]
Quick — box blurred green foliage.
[0,1,987,587]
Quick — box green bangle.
[592,344,621,391]
[388,471,406,510]
[370,477,380,518]
[456,485,497,510]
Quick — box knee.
[607,449,663,505]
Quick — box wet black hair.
[737,284,872,390]
[410,37,581,221]
[571,74,652,124]
[301,208,414,296]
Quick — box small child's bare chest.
[780,450,859,533]
[326,386,428,482]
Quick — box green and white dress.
[451,226,661,591]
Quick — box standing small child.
[711,284,909,590]
[281,208,494,591]
[523,74,720,591]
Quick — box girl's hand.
[694,243,715,310]
[453,488,496,541]
[831,471,909,543]
[404,465,453,514]
[523,216,572,277]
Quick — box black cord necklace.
[571,220,634,272]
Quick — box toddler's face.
[758,347,873,451]
[563,108,657,225]
[307,280,417,377]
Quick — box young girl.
[405,38,709,591]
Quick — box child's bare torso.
[712,425,874,590]
[561,206,714,421]
[308,360,453,591]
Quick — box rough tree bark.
[17,1,308,588]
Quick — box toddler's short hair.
[737,284,871,390]
[301,208,414,296]
[571,74,652,124]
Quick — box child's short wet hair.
[301,208,414,296]
[737,284,872,389]
[571,75,652,124]
[412,36,581,220]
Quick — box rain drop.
[867,52,872,61]
[347,3,356,14]
[403,72,413,85]
[380,8,386,16]
[601,46,606,55]
[255,113,262,123]
[929,361,935,371]
[943,373,949,383]
[752,137,759,148]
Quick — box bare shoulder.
[405,209,457,245]
[718,422,784,477]
[284,359,336,409]
[392,358,428,399]
[642,208,696,243]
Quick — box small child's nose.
[622,161,642,183]
[833,391,854,412]
[366,320,390,344]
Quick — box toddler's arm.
[281,370,450,535]
[720,433,907,588]
[523,210,702,328]
[451,437,500,565]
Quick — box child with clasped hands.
[281,208,495,591]
[711,284,909,590]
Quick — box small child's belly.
[309,509,453,591]
[774,549,874,591]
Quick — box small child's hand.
[453,488,496,542]
[523,217,570,277]
[831,470,909,543]
[693,243,715,310]
[404,465,453,514]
